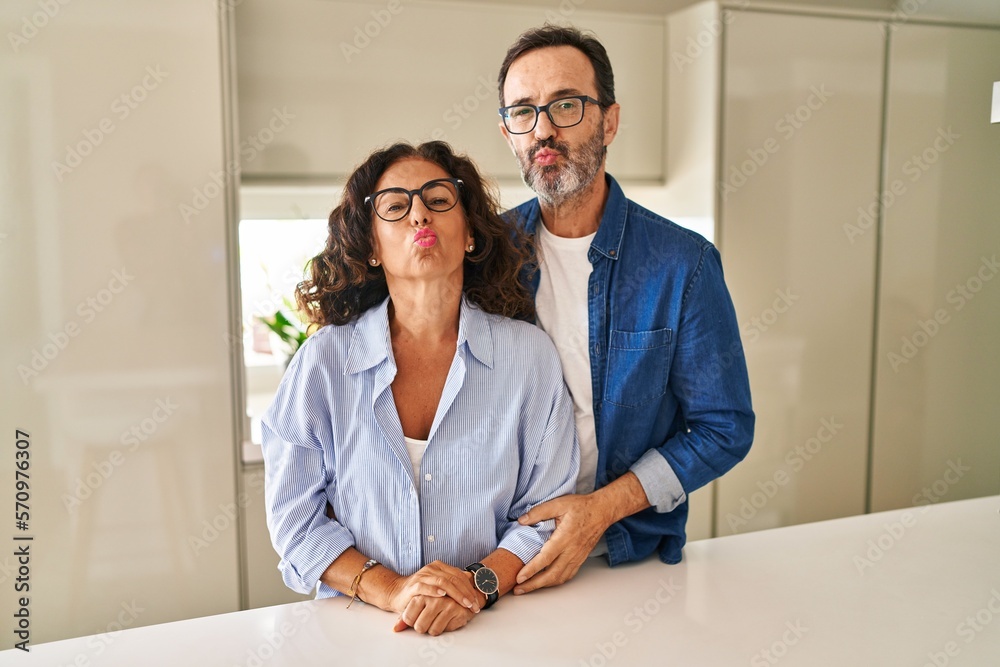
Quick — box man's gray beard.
[520,125,606,207]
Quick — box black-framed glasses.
[365,178,464,222]
[498,95,602,134]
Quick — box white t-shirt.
[404,436,428,499]
[534,223,599,497]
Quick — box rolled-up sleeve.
[637,245,754,510]
[261,348,355,595]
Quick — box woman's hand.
[392,595,477,635]
[385,561,482,615]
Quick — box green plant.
[258,297,309,358]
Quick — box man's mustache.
[528,137,569,161]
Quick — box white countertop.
[12,496,1000,666]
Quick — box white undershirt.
[534,223,599,497]
[535,224,608,558]
[404,436,428,499]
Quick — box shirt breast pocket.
[604,328,673,408]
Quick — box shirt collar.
[513,173,628,262]
[590,173,628,261]
[343,295,494,375]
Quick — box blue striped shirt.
[261,296,580,598]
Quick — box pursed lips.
[532,148,561,166]
[413,229,437,248]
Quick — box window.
[239,216,327,454]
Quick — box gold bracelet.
[346,558,378,609]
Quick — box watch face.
[474,566,499,596]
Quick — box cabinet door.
[871,24,1000,511]
[0,0,239,644]
[716,11,884,534]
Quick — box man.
[497,25,754,595]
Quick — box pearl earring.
[467,243,475,252]
[369,257,379,266]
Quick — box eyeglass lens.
[504,97,586,133]
[372,180,459,221]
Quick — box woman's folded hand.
[385,560,482,616]
[392,595,476,635]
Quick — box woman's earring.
[467,243,475,252]
[369,257,379,266]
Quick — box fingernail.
[463,598,472,607]
[438,589,447,597]
[513,588,523,595]
[516,575,525,584]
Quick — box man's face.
[499,45,619,206]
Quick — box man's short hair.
[497,24,616,108]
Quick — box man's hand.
[513,493,613,595]
[392,594,478,636]
[385,561,482,615]
[514,473,652,594]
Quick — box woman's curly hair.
[296,141,535,327]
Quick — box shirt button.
[427,535,435,543]
[424,473,432,481]
[609,249,616,257]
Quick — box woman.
[262,141,579,636]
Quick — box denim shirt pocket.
[603,328,673,408]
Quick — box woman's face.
[369,158,474,286]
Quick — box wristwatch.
[465,562,499,609]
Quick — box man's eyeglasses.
[365,178,463,222]
[498,95,602,135]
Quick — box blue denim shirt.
[510,174,754,566]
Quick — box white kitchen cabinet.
[714,10,885,534]
[0,0,241,644]
[870,23,1000,511]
